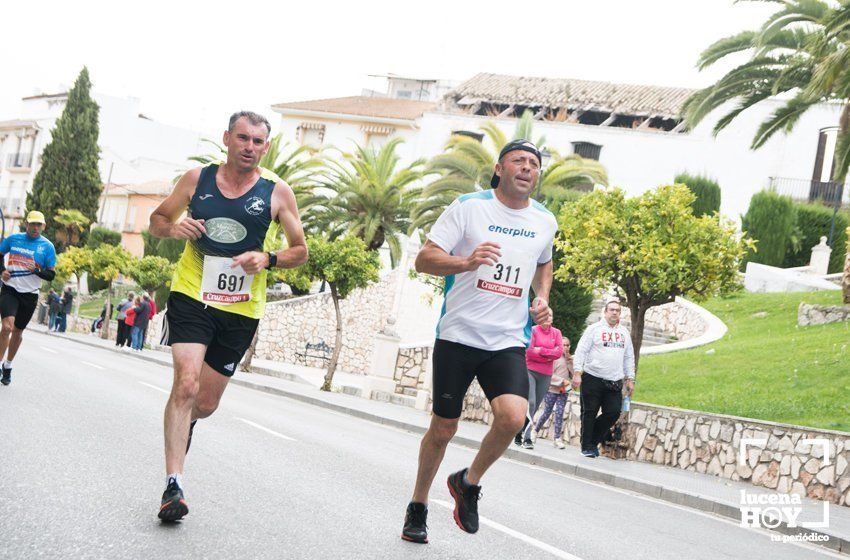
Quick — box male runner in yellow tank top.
[149,111,307,522]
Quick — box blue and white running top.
[0,233,57,294]
[427,190,558,351]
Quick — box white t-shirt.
[427,189,558,351]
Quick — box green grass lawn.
[637,290,850,433]
[77,299,105,318]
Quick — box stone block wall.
[798,302,850,326]
[253,271,398,374]
[462,393,850,507]
[617,299,708,341]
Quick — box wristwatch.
[266,252,277,269]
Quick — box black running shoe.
[522,439,534,450]
[401,502,428,544]
[1,366,10,386]
[447,468,481,534]
[186,420,197,453]
[514,432,522,446]
[158,477,188,522]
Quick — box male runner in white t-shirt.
[401,140,557,544]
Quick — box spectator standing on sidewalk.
[516,322,563,449]
[142,292,157,345]
[572,299,635,458]
[124,297,138,350]
[131,294,151,351]
[533,337,573,449]
[57,287,73,332]
[114,292,134,347]
[47,289,61,331]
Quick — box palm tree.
[682,0,850,303]
[411,110,608,232]
[53,209,91,253]
[305,138,426,267]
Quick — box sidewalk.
[32,323,850,554]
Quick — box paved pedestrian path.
[31,323,850,554]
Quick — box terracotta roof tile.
[272,96,436,121]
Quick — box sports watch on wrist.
[266,251,277,269]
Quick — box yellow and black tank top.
[170,163,281,319]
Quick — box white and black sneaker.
[1,365,11,386]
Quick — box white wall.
[416,100,843,219]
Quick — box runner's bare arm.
[415,240,501,277]
[149,168,205,240]
[272,181,308,269]
[231,181,307,274]
[530,259,553,325]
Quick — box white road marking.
[138,381,169,394]
[431,499,582,560]
[235,417,297,442]
[39,346,57,354]
[81,361,104,370]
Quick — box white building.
[272,72,846,219]
[0,91,209,232]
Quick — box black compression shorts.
[160,291,259,377]
[0,285,39,330]
[431,339,529,419]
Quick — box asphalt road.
[0,330,842,560]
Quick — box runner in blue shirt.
[0,210,57,385]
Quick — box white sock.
[166,473,183,489]
[3,360,12,369]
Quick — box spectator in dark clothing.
[142,292,157,347]
[57,288,73,332]
[131,295,151,351]
[47,289,61,330]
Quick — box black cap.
[490,140,542,188]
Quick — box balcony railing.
[5,153,33,168]
[768,176,849,208]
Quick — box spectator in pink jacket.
[515,323,563,449]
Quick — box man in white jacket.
[572,299,635,457]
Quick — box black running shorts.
[431,339,529,419]
[160,291,259,377]
[0,285,39,330]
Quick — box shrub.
[784,204,849,273]
[674,172,721,217]
[742,191,796,267]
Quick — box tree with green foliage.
[86,225,122,293]
[142,230,186,263]
[305,138,426,266]
[741,191,797,268]
[86,227,122,250]
[130,255,175,293]
[556,185,750,366]
[683,0,850,311]
[90,244,134,340]
[412,110,607,232]
[54,246,93,320]
[674,172,721,217]
[300,236,380,391]
[784,203,849,272]
[53,209,90,253]
[844,226,850,304]
[27,68,101,242]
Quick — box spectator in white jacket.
[572,299,635,458]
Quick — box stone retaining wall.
[618,298,708,342]
[253,271,398,374]
[798,302,850,326]
[462,392,850,507]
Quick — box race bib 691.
[200,256,253,304]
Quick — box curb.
[38,328,849,555]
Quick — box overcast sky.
[3,0,777,134]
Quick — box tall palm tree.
[411,111,608,232]
[682,0,850,303]
[305,138,426,267]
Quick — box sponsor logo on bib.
[204,218,247,244]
